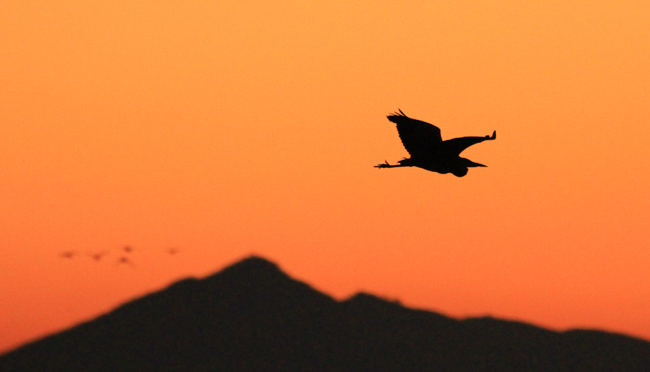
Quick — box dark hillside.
[1,256,649,372]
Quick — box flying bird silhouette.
[59,251,78,259]
[88,251,109,261]
[116,256,135,267]
[375,109,496,177]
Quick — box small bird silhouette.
[167,248,179,255]
[116,256,135,267]
[122,245,134,253]
[59,251,78,259]
[88,251,109,261]
[376,109,496,177]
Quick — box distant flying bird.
[123,245,134,253]
[59,251,78,259]
[88,251,109,261]
[116,256,135,267]
[375,110,496,177]
[167,248,178,255]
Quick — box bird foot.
[374,160,393,169]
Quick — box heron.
[375,109,496,177]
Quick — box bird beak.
[464,159,487,167]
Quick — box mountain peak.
[223,255,282,274]
[203,255,289,289]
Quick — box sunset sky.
[1,1,649,352]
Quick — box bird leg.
[374,160,407,169]
[374,160,393,168]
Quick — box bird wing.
[386,110,442,158]
[442,131,496,156]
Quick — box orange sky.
[1,1,649,352]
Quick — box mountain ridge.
[1,255,649,372]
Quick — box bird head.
[451,167,468,177]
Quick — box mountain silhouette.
[1,256,649,371]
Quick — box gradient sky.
[1,1,649,352]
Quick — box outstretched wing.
[443,131,496,156]
[386,109,442,158]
